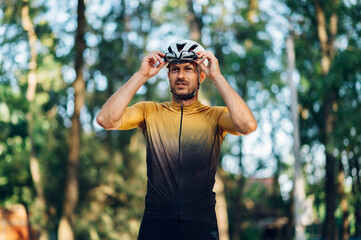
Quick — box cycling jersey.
[119,100,233,224]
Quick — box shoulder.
[133,101,169,112]
[132,101,159,108]
[211,105,227,113]
[194,104,227,126]
[198,102,227,115]
[210,106,228,121]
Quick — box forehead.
[169,62,197,69]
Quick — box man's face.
[168,62,199,99]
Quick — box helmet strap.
[171,90,198,101]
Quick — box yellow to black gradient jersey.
[119,100,237,223]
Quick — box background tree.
[284,0,361,239]
[20,0,49,239]
[58,0,86,239]
[286,25,306,240]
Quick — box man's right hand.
[97,51,166,130]
[138,51,167,79]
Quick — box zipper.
[177,105,184,220]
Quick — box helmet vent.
[188,44,198,52]
[176,43,186,52]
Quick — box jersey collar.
[170,100,201,112]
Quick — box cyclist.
[96,39,257,240]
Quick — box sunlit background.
[1,0,361,239]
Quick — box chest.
[145,110,219,143]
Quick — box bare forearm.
[96,51,166,130]
[195,51,257,134]
[212,75,257,134]
[96,72,148,129]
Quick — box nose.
[178,68,186,79]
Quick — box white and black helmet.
[164,39,208,66]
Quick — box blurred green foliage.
[1,0,361,239]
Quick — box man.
[96,40,257,240]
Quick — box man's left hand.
[195,51,222,82]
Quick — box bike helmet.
[164,39,208,66]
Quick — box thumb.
[158,61,167,69]
[196,61,208,74]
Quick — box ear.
[199,71,206,84]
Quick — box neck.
[172,93,198,106]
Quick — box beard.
[170,80,198,100]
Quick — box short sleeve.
[118,102,146,130]
[218,107,241,136]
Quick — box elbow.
[236,120,257,135]
[248,120,258,133]
[96,113,121,130]
[96,113,107,129]
[96,113,111,130]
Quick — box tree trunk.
[58,0,86,239]
[21,0,37,102]
[323,93,337,240]
[286,26,306,240]
[351,159,361,237]
[355,193,361,238]
[187,0,202,42]
[232,175,245,240]
[215,171,230,240]
[247,0,258,24]
[315,1,339,239]
[271,127,281,208]
[284,194,294,240]
[337,161,349,240]
[21,1,48,239]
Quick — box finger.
[149,52,165,65]
[151,61,166,77]
[146,52,159,60]
[196,56,210,66]
[195,51,210,58]
[157,61,167,69]
[146,54,156,63]
[151,56,159,65]
[195,52,205,59]
[154,54,163,64]
[154,51,165,58]
[148,52,164,64]
[196,61,208,73]
[195,59,205,66]
[195,53,210,65]
[195,51,205,55]
[197,51,216,60]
